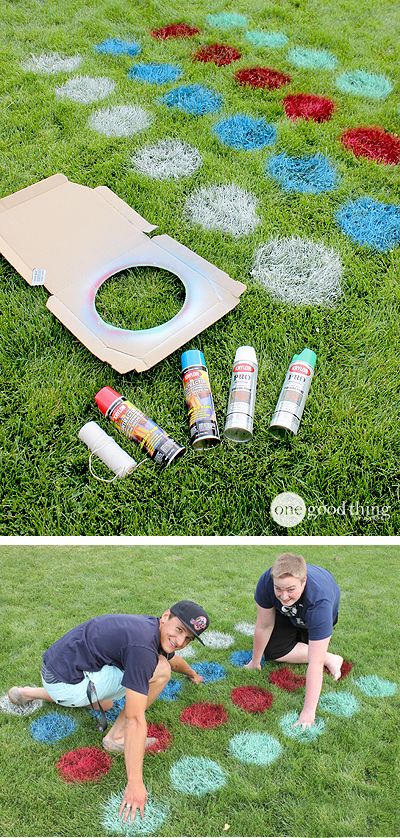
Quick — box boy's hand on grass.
[244,660,261,671]
[189,672,204,684]
[119,781,148,822]
[293,710,315,729]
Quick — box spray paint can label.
[224,346,258,443]
[181,350,220,450]
[270,349,316,437]
[95,387,185,467]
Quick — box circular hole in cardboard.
[95,266,186,331]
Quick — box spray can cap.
[181,349,206,372]
[291,348,317,369]
[234,346,257,366]
[95,386,122,416]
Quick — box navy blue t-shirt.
[255,564,340,641]
[43,614,172,695]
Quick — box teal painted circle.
[336,70,392,99]
[319,690,359,717]
[170,756,227,796]
[354,675,397,698]
[229,732,282,765]
[102,792,169,835]
[279,711,325,741]
[288,47,337,70]
[246,30,288,48]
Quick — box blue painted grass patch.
[246,30,288,48]
[102,791,169,835]
[95,39,141,57]
[192,662,227,682]
[279,711,325,741]
[30,712,77,743]
[129,63,182,85]
[161,84,222,115]
[230,650,265,667]
[336,197,400,251]
[90,696,125,723]
[207,13,247,29]
[336,70,393,99]
[159,678,182,701]
[213,114,277,150]
[319,690,359,717]
[170,756,227,796]
[354,675,397,698]
[267,152,338,193]
[288,46,337,69]
[229,732,282,765]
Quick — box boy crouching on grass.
[246,553,342,728]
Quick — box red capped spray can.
[224,346,258,443]
[95,386,185,467]
[181,350,221,450]
[269,348,316,438]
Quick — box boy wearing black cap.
[9,600,209,822]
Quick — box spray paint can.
[269,348,316,438]
[95,386,185,467]
[181,350,221,450]
[224,346,258,443]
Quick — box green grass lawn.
[0,0,399,535]
[1,544,399,836]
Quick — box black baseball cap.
[169,600,209,645]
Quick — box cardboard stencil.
[0,174,246,373]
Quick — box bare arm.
[119,688,148,821]
[246,605,276,669]
[295,637,331,727]
[170,654,203,683]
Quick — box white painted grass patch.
[251,237,342,306]
[202,631,235,649]
[234,621,256,636]
[176,644,196,659]
[185,184,260,237]
[89,104,152,137]
[56,76,115,104]
[132,139,202,179]
[23,53,82,74]
[0,691,43,716]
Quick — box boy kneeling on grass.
[246,553,342,728]
[9,601,208,821]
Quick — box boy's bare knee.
[151,655,171,686]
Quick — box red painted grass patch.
[180,702,228,728]
[324,659,353,679]
[56,746,111,782]
[268,667,306,691]
[235,66,291,89]
[284,93,335,122]
[146,722,172,753]
[193,44,241,66]
[152,23,200,40]
[341,127,400,164]
[231,686,274,713]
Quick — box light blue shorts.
[41,664,126,707]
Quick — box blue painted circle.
[102,791,169,835]
[229,732,282,765]
[279,711,326,740]
[170,756,227,796]
[95,39,141,56]
[192,662,227,682]
[319,690,360,717]
[288,46,337,69]
[354,675,397,698]
[267,152,338,193]
[159,679,182,701]
[129,63,182,85]
[213,114,276,150]
[30,712,77,743]
[336,198,400,251]
[161,84,223,116]
[336,70,392,99]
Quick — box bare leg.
[104,655,171,747]
[275,642,343,680]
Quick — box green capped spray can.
[269,348,316,438]
[181,350,221,450]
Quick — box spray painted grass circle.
[170,756,227,796]
[131,139,202,179]
[279,711,325,741]
[229,732,282,765]
[288,47,337,70]
[235,66,291,90]
[251,237,342,307]
[90,696,125,724]
[185,184,260,238]
[128,63,182,85]
[267,153,338,193]
[234,622,255,636]
[324,659,353,680]
[246,31,288,48]
[202,630,235,649]
[23,53,82,74]
[336,198,400,251]
[56,76,115,104]
[95,39,141,56]
[146,723,172,752]
[102,792,170,835]
[193,44,241,66]
[0,691,42,716]
[161,84,222,115]
[213,114,276,150]
[341,127,400,165]
[284,93,335,122]
[192,662,227,682]
[336,70,393,99]
[207,13,248,29]
[89,105,152,137]
[231,686,274,713]
[230,650,265,667]
[319,690,359,717]
[180,702,228,728]
[354,675,397,698]
[268,667,306,691]
[57,746,111,782]
[30,712,77,743]
[151,23,200,40]
[177,643,195,659]
[159,678,182,701]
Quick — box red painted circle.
[339,660,353,679]
[284,93,335,122]
[56,746,111,782]
[235,67,291,89]
[268,667,306,692]
[193,44,241,66]
[151,23,200,40]
[341,127,400,164]
[146,722,172,753]
[180,702,228,728]
[231,685,274,713]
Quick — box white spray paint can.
[224,346,258,442]
[78,421,138,481]
[269,348,316,438]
